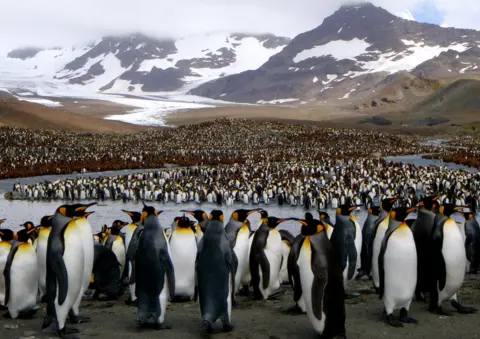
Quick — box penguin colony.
[1,119,479,180]
[0,200,479,338]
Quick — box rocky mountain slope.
[191,3,480,104]
[2,33,290,94]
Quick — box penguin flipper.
[161,253,175,300]
[50,244,69,306]
[225,251,237,302]
[3,244,20,306]
[378,241,386,300]
[259,250,271,290]
[311,260,328,321]
[287,237,304,302]
[432,220,447,291]
[346,235,357,280]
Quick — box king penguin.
[286,212,314,314]
[42,204,86,338]
[249,216,290,300]
[0,227,15,309]
[378,207,418,327]
[278,229,295,285]
[294,215,346,338]
[357,206,380,279]
[36,215,54,302]
[89,243,121,301]
[197,210,237,333]
[122,209,144,306]
[371,198,398,292]
[461,211,480,273]
[225,209,259,294]
[169,215,197,301]
[68,203,96,325]
[410,195,440,302]
[429,204,478,315]
[181,209,209,245]
[135,204,175,329]
[329,204,362,290]
[17,221,39,246]
[317,211,334,239]
[3,229,39,319]
[104,220,128,280]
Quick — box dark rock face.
[56,32,290,91]
[191,3,480,103]
[7,47,44,60]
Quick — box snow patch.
[257,98,299,104]
[460,65,472,73]
[16,97,62,107]
[313,76,319,83]
[293,39,371,63]
[338,88,356,100]
[397,10,415,21]
[322,74,338,85]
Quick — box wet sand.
[2,276,480,339]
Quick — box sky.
[0,0,478,51]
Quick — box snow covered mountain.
[191,3,480,104]
[1,33,290,95]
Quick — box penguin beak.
[418,201,424,207]
[433,196,441,201]
[289,218,308,226]
[277,218,291,224]
[407,207,418,214]
[83,211,95,218]
[454,206,468,211]
[13,233,18,241]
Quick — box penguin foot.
[172,296,192,303]
[238,286,250,297]
[268,290,286,300]
[40,295,49,303]
[0,304,7,311]
[283,304,306,315]
[154,322,172,330]
[429,306,452,316]
[450,300,478,314]
[125,298,138,307]
[386,314,403,328]
[222,322,234,332]
[3,311,11,318]
[355,270,367,280]
[344,293,361,299]
[202,320,213,334]
[57,327,80,339]
[399,308,418,324]
[17,306,40,319]
[68,314,91,324]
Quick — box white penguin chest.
[440,219,466,296]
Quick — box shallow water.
[385,154,478,173]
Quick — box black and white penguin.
[36,215,54,302]
[225,209,259,294]
[121,209,143,306]
[294,216,346,338]
[89,243,121,300]
[329,204,362,289]
[68,203,96,324]
[0,228,15,309]
[357,206,380,279]
[104,220,128,279]
[410,195,440,302]
[169,215,197,301]
[249,216,290,300]
[371,198,399,292]
[197,210,237,333]
[42,204,86,338]
[378,207,418,327]
[181,209,209,245]
[286,212,314,314]
[278,229,295,285]
[135,204,175,329]
[461,211,480,273]
[317,211,334,239]
[429,204,478,315]
[17,221,39,246]
[3,229,39,319]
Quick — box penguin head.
[209,210,224,223]
[463,211,475,220]
[418,195,441,211]
[291,218,324,236]
[21,221,35,230]
[110,220,128,235]
[40,215,53,228]
[264,217,289,229]
[258,209,269,223]
[0,229,15,241]
[368,206,381,216]
[15,229,35,243]
[231,209,259,222]
[181,210,207,222]
[140,204,162,224]
[121,210,142,223]
[56,203,96,218]
[439,204,466,217]
[0,219,5,226]
[317,211,331,222]
[390,207,417,222]
[176,215,193,228]
[336,204,358,216]
[379,198,399,212]
[305,212,314,221]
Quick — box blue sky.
[411,1,444,25]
